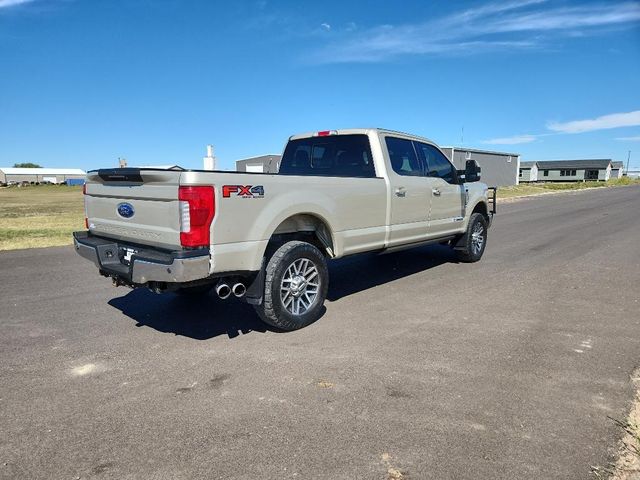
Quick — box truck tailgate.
[85,169,183,250]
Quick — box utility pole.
[461,126,464,145]
[626,150,631,175]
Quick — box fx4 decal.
[222,185,265,198]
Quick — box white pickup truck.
[74,128,495,330]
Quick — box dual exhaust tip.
[215,282,246,300]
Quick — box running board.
[379,235,457,255]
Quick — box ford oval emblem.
[117,202,135,219]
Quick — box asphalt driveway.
[1,185,639,479]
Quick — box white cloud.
[482,110,640,145]
[311,1,640,63]
[486,2,640,33]
[482,134,537,145]
[547,110,640,134]
[320,23,331,32]
[0,0,36,7]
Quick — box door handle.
[395,187,406,197]
[432,188,441,196]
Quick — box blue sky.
[1,0,639,171]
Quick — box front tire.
[254,241,328,331]
[455,213,488,263]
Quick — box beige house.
[534,160,612,182]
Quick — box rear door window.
[279,134,376,177]
[414,142,458,184]
[385,137,423,176]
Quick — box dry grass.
[0,177,638,251]
[0,184,84,251]
[499,177,640,200]
[381,453,406,480]
[498,183,551,198]
[592,371,640,479]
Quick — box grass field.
[0,185,84,251]
[1,178,639,251]
[498,177,640,199]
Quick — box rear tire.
[254,241,328,331]
[455,213,488,263]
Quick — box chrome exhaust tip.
[216,283,231,300]
[232,283,246,298]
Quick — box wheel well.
[268,214,335,258]
[472,202,489,221]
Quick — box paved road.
[1,186,639,480]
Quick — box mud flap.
[453,230,468,250]
[244,259,266,305]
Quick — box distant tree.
[13,162,42,168]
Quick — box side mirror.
[464,159,481,183]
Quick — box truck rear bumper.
[73,231,210,285]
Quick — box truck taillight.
[178,186,215,248]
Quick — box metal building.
[440,147,520,187]
[519,161,539,182]
[0,167,86,185]
[534,160,612,182]
[235,155,281,173]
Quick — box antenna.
[461,126,464,145]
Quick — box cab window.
[279,134,375,177]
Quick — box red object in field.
[178,186,215,248]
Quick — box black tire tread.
[455,213,488,263]
[254,241,327,331]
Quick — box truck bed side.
[84,169,388,274]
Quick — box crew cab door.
[414,142,464,237]
[383,136,431,246]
